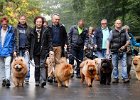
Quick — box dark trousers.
[34,55,47,83]
[69,48,84,75]
[127,54,132,75]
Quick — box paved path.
[0,64,140,100]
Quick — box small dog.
[80,59,97,87]
[99,59,112,85]
[46,51,55,80]
[55,57,73,87]
[11,57,28,87]
[133,56,140,80]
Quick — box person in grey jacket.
[68,19,88,78]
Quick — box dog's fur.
[80,59,97,87]
[133,56,140,80]
[11,57,28,87]
[46,51,55,78]
[55,57,73,87]
[100,59,112,85]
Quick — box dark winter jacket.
[93,27,111,50]
[68,25,88,49]
[14,23,32,54]
[29,27,53,60]
[48,24,67,47]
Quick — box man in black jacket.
[68,19,88,78]
[48,14,67,82]
[13,15,31,83]
[106,19,130,83]
[29,16,52,87]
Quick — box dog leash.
[68,54,82,62]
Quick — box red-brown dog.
[80,59,97,87]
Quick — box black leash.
[68,54,82,62]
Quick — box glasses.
[101,23,107,24]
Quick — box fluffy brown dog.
[55,57,73,87]
[46,51,55,79]
[133,56,140,80]
[80,59,97,87]
[11,57,28,87]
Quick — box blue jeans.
[112,52,128,79]
[0,56,11,81]
[19,50,30,80]
[96,49,106,58]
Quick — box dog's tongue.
[16,68,22,72]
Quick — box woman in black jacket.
[29,16,52,87]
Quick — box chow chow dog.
[100,59,112,85]
[133,56,140,80]
[80,59,97,87]
[55,57,73,87]
[11,57,28,87]
[46,51,55,80]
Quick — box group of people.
[0,13,140,88]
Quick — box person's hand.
[119,46,125,52]
[25,50,29,55]
[84,46,87,50]
[106,49,110,55]
[94,45,97,49]
[13,52,17,57]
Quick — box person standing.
[48,14,67,82]
[0,17,14,87]
[84,26,96,59]
[94,19,111,58]
[106,19,130,83]
[68,19,88,78]
[122,25,140,79]
[29,16,52,87]
[13,15,31,83]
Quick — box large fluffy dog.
[11,57,28,87]
[55,57,73,87]
[46,51,55,79]
[80,59,97,87]
[100,59,112,85]
[133,56,140,80]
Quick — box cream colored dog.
[46,51,55,78]
[133,56,140,80]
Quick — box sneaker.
[123,79,130,83]
[76,73,81,79]
[2,79,6,87]
[112,79,119,83]
[47,77,53,83]
[6,79,10,87]
[25,79,29,84]
[35,82,40,87]
[41,81,46,88]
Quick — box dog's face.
[133,56,140,66]
[12,57,26,72]
[85,60,97,75]
[101,59,112,73]
[49,51,54,58]
[133,56,140,71]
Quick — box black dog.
[100,59,112,85]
